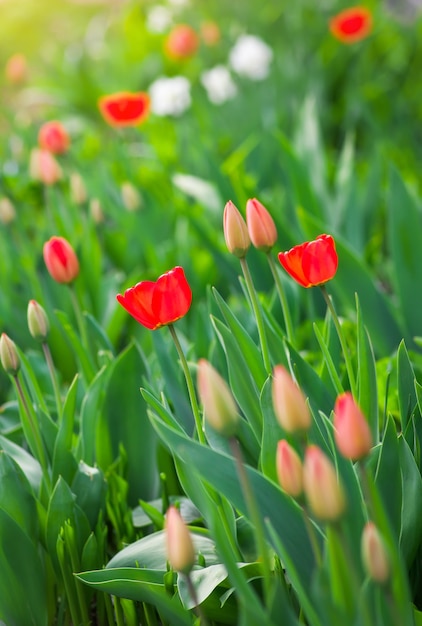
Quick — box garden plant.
[1,1,422,625]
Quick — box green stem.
[267,253,295,345]
[302,506,323,567]
[168,324,206,444]
[229,437,273,605]
[68,284,90,356]
[320,286,357,397]
[185,572,209,626]
[240,257,272,375]
[42,342,62,421]
[13,374,51,491]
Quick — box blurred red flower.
[98,91,150,127]
[278,234,338,288]
[116,266,192,330]
[38,121,70,155]
[165,24,199,60]
[329,6,372,44]
[43,236,79,284]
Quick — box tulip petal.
[152,266,192,325]
[278,242,311,287]
[302,235,338,287]
[98,92,150,127]
[117,282,160,329]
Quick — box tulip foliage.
[1,2,422,626]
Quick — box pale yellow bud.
[165,506,195,574]
[197,359,239,437]
[0,197,16,224]
[70,172,87,205]
[121,182,142,211]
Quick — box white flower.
[200,65,237,105]
[146,6,172,34]
[167,0,189,7]
[229,34,273,81]
[149,76,191,117]
[172,173,221,212]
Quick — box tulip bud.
[276,440,303,497]
[200,21,220,46]
[165,24,199,60]
[38,121,70,155]
[90,199,104,224]
[303,445,346,521]
[272,365,311,433]
[165,506,195,574]
[27,300,49,341]
[223,200,250,258]
[246,198,278,252]
[29,148,62,186]
[5,53,27,84]
[121,182,142,212]
[0,197,16,224]
[0,333,20,376]
[334,392,372,460]
[361,522,390,584]
[70,173,87,205]
[43,236,79,284]
[197,359,239,437]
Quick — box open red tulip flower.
[98,91,150,128]
[116,266,192,330]
[278,234,338,288]
[329,6,372,44]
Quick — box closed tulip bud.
[27,300,49,341]
[197,359,239,437]
[0,197,16,224]
[5,53,27,84]
[165,506,195,574]
[246,198,278,252]
[70,172,87,205]
[43,236,79,284]
[200,21,220,46]
[276,440,303,497]
[272,365,311,433]
[303,445,346,521]
[223,200,250,258]
[361,522,390,584]
[38,121,70,155]
[29,148,62,186]
[334,392,372,460]
[165,24,199,60]
[0,333,20,376]
[121,182,142,211]
[89,198,104,224]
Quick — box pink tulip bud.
[165,24,199,60]
[272,365,311,433]
[0,333,20,376]
[43,236,79,284]
[29,148,62,186]
[165,506,195,574]
[361,522,390,583]
[197,359,239,437]
[38,121,70,155]
[276,440,303,497]
[27,300,49,341]
[246,198,278,252]
[223,200,250,258]
[303,445,346,521]
[5,53,27,84]
[334,392,372,460]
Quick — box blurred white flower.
[229,34,273,81]
[200,65,237,105]
[172,173,222,212]
[167,0,189,7]
[149,76,191,117]
[146,6,173,33]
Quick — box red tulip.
[43,236,80,284]
[329,6,372,44]
[278,234,338,288]
[38,121,70,155]
[116,266,192,330]
[98,91,150,127]
[165,24,199,60]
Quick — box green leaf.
[54,309,96,383]
[0,509,47,626]
[397,340,419,432]
[374,416,402,538]
[76,568,192,626]
[52,374,79,484]
[77,364,112,463]
[0,435,42,493]
[71,461,107,530]
[398,436,422,566]
[260,379,283,482]
[387,167,422,344]
[0,451,38,539]
[356,294,379,443]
